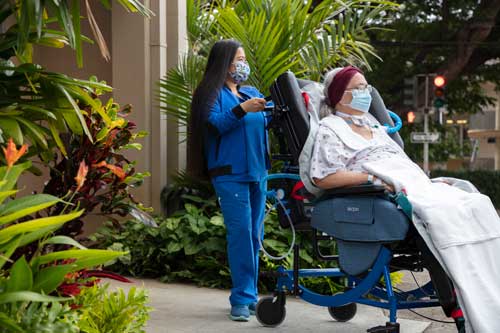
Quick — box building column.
[167,0,188,175]
[495,92,500,170]
[149,1,169,210]
[112,0,172,211]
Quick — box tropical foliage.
[0,0,151,236]
[92,195,350,294]
[0,0,150,159]
[160,170,216,216]
[41,83,151,237]
[0,1,152,331]
[0,141,128,332]
[74,284,151,333]
[158,0,398,127]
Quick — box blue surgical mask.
[229,60,250,84]
[342,88,372,113]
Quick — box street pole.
[423,76,430,174]
[459,124,464,157]
[424,111,429,174]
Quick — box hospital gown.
[310,119,406,179]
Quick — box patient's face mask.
[229,60,250,84]
[341,85,373,113]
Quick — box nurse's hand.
[241,98,266,113]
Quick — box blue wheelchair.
[255,72,460,332]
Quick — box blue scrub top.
[214,90,268,183]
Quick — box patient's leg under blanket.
[364,157,500,333]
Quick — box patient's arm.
[314,171,394,192]
[313,170,371,189]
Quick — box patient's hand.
[373,176,394,193]
[382,183,395,193]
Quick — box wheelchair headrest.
[269,72,311,160]
[269,71,404,155]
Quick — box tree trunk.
[439,0,500,81]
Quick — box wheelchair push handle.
[384,110,402,134]
[263,95,274,112]
[260,173,301,198]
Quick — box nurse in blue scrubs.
[189,39,270,322]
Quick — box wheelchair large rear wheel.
[328,303,357,322]
[256,296,286,327]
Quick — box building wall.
[468,82,500,168]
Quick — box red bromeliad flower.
[2,138,28,169]
[74,160,88,191]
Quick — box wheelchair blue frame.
[275,248,440,323]
[258,172,442,330]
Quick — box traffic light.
[433,75,446,108]
[403,76,416,107]
[407,111,416,124]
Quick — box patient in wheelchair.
[308,66,500,333]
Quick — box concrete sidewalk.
[109,278,440,333]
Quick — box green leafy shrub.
[0,139,132,332]
[74,284,151,333]
[92,198,346,293]
[431,169,500,208]
[94,191,405,296]
[12,302,80,333]
[42,88,150,237]
[91,202,230,288]
[160,171,216,217]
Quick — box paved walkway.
[107,275,457,333]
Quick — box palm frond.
[10,0,151,68]
[157,0,397,128]
[299,2,396,78]
[0,65,112,154]
[157,53,206,126]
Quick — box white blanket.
[363,157,500,333]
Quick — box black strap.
[208,165,232,178]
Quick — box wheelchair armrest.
[320,184,386,198]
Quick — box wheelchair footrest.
[367,322,400,333]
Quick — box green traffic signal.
[434,98,445,108]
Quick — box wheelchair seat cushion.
[311,196,410,275]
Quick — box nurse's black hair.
[188,39,242,179]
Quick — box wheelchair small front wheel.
[328,303,357,322]
[256,296,286,327]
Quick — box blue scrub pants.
[213,181,266,306]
